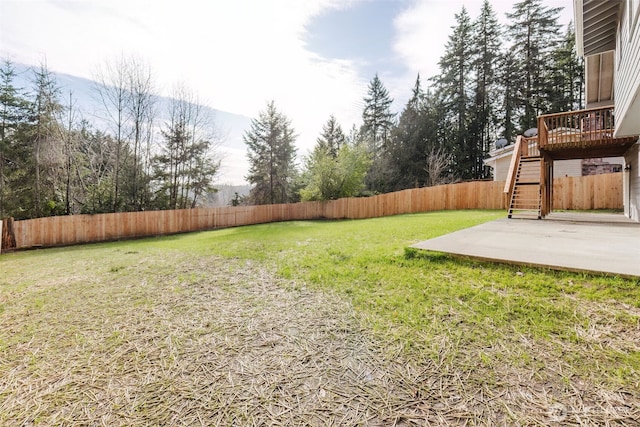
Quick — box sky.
[0,0,573,184]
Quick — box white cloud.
[1,0,574,184]
[393,0,455,82]
[1,0,367,166]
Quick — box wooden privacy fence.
[0,174,623,251]
[552,173,622,210]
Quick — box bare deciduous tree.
[94,55,130,212]
[425,146,454,187]
[126,56,156,210]
[94,54,157,211]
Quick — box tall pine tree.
[547,22,584,113]
[433,6,473,180]
[0,60,32,218]
[361,74,396,193]
[316,115,346,158]
[244,101,297,205]
[30,61,64,217]
[469,0,502,178]
[388,75,429,189]
[506,0,563,131]
[498,50,520,142]
[361,74,395,156]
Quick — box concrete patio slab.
[412,212,640,278]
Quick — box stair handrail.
[504,135,524,199]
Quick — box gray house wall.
[624,144,640,222]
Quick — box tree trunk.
[1,217,17,251]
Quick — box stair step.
[512,191,539,195]
[508,153,542,220]
[509,213,542,220]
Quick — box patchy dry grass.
[1,210,639,425]
[1,251,422,425]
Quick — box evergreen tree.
[0,60,32,218]
[547,22,584,113]
[316,115,346,158]
[360,74,395,193]
[469,0,502,178]
[153,84,220,210]
[506,0,563,131]
[361,74,395,156]
[30,61,64,217]
[433,6,474,180]
[244,101,297,205]
[388,75,429,189]
[498,50,520,142]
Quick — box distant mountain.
[11,64,252,185]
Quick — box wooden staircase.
[508,156,542,219]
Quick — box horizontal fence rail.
[1,174,623,251]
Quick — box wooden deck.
[505,105,639,219]
[538,106,638,160]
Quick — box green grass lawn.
[171,210,640,380]
[1,209,639,424]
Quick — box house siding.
[616,0,640,136]
[492,156,511,181]
[624,144,640,222]
[555,160,582,177]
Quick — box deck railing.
[523,136,540,157]
[538,105,615,150]
[503,135,540,199]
